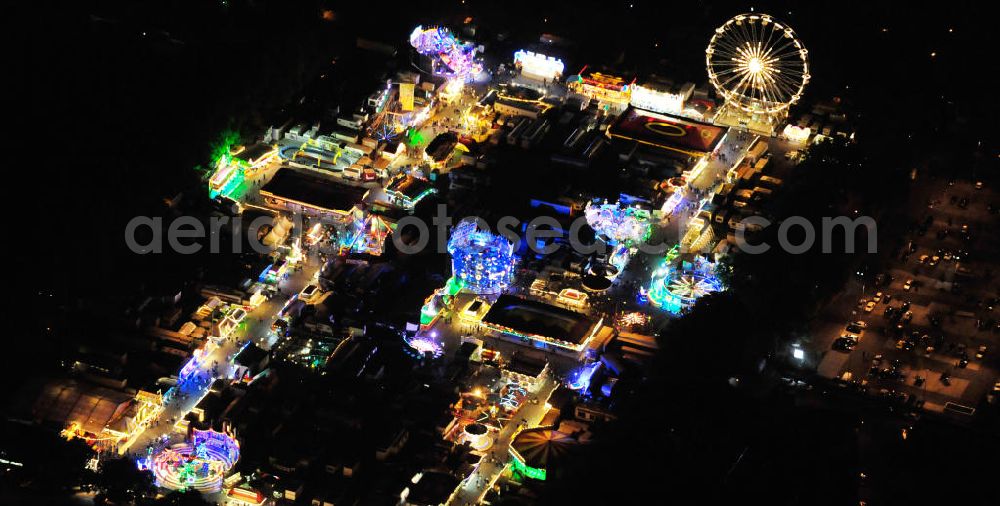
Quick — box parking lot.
[812,179,999,417]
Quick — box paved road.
[690,130,752,192]
[447,372,559,506]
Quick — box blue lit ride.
[646,247,722,313]
[584,200,652,246]
[409,26,483,81]
[448,219,517,295]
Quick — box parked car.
[299,284,319,301]
[833,337,857,352]
[846,323,866,335]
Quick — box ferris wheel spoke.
[717,74,744,93]
[762,33,796,55]
[768,47,806,64]
[716,65,750,82]
[730,41,755,60]
[761,29,789,54]
[761,79,780,105]
[755,76,774,103]
[712,56,750,73]
[775,73,804,90]
[723,71,753,95]
[713,35,744,51]
[727,75,751,102]
[714,59,751,70]
[725,29,748,57]
[747,21,761,54]
[761,68,789,90]
[715,59,748,72]
[761,26,780,58]
[759,83,781,106]
[772,68,805,84]
[772,71,803,93]
[773,70,803,89]
[763,39,801,64]
[765,67,793,84]
[714,70,745,87]
[750,27,767,56]
[734,22,756,52]
[714,39,747,58]
[715,57,748,66]
[765,82,791,102]
[763,78,789,103]
[734,73,757,103]
[771,59,804,71]
[712,70,744,83]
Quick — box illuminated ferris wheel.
[706,13,810,116]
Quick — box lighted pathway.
[125,250,320,457]
[692,129,755,192]
[447,371,560,506]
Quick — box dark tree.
[143,489,213,506]
[0,422,91,498]
[95,457,155,504]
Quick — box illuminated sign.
[513,50,565,80]
[569,71,632,110]
[399,83,415,112]
[782,124,811,144]
[209,165,235,191]
[511,454,546,481]
[630,84,684,114]
[661,190,684,214]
